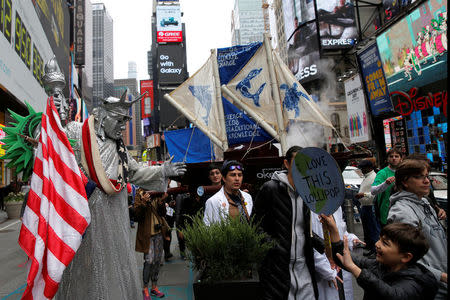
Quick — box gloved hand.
[162,155,187,178]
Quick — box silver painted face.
[103,111,130,140]
[53,89,68,121]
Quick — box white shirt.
[359,170,376,206]
[203,187,253,225]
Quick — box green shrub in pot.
[181,212,274,283]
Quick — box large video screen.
[283,0,320,83]
[383,0,418,22]
[376,0,447,91]
[317,0,358,48]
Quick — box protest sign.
[292,147,345,215]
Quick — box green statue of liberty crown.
[0,57,74,181]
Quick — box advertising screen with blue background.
[357,43,394,116]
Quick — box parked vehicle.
[430,171,447,212]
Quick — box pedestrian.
[371,147,403,227]
[135,187,170,299]
[311,206,363,300]
[387,159,447,299]
[203,160,252,225]
[253,145,319,300]
[206,163,222,186]
[163,180,178,261]
[320,214,439,300]
[404,153,447,221]
[355,159,380,257]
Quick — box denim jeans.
[360,205,380,251]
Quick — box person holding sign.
[320,214,438,300]
[371,148,403,227]
[311,206,363,300]
[254,146,319,300]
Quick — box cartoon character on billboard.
[402,48,421,81]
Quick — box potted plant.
[181,213,274,300]
[4,191,25,219]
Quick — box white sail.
[273,51,333,128]
[224,44,279,131]
[166,54,224,148]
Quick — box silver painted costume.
[55,122,167,300]
[38,58,185,300]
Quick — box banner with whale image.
[217,43,273,145]
[223,45,279,130]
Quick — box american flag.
[18,97,91,299]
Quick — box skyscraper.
[92,3,114,108]
[114,78,143,153]
[128,61,137,79]
[231,0,265,45]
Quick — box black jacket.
[331,241,439,300]
[254,176,319,300]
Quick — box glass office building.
[92,3,114,108]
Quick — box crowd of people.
[129,145,446,300]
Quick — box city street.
[0,215,364,300]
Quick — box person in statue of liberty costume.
[39,58,186,299]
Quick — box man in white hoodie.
[355,160,380,257]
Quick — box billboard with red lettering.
[140,80,154,119]
[156,5,182,43]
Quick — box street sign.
[292,147,345,215]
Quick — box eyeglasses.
[228,165,243,171]
[411,175,430,181]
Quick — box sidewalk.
[134,221,365,300]
[133,228,194,300]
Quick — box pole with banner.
[264,33,287,155]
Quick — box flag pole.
[264,33,287,155]
[210,49,228,151]
[221,85,280,140]
[163,93,225,150]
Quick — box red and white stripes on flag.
[18,97,91,300]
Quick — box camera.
[154,223,162,231]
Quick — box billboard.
[383,0,418,22]
[156,44,187,85]
[74,0,85,65]
[140,80,154,119]
[317,0,357,48]
[32,0,71,96]
[0,1,55,112]
[283,0,320,83]
[156,5,182,43]
[344,74,370,143]
[357,43,393,116]
[376,0,447,92]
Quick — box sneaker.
[164,253,173,261]
[151,288,165,298]
[142,288,151,300]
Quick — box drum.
[421,42,429,56]
[434,33,447,53]
[414,46,422,59]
